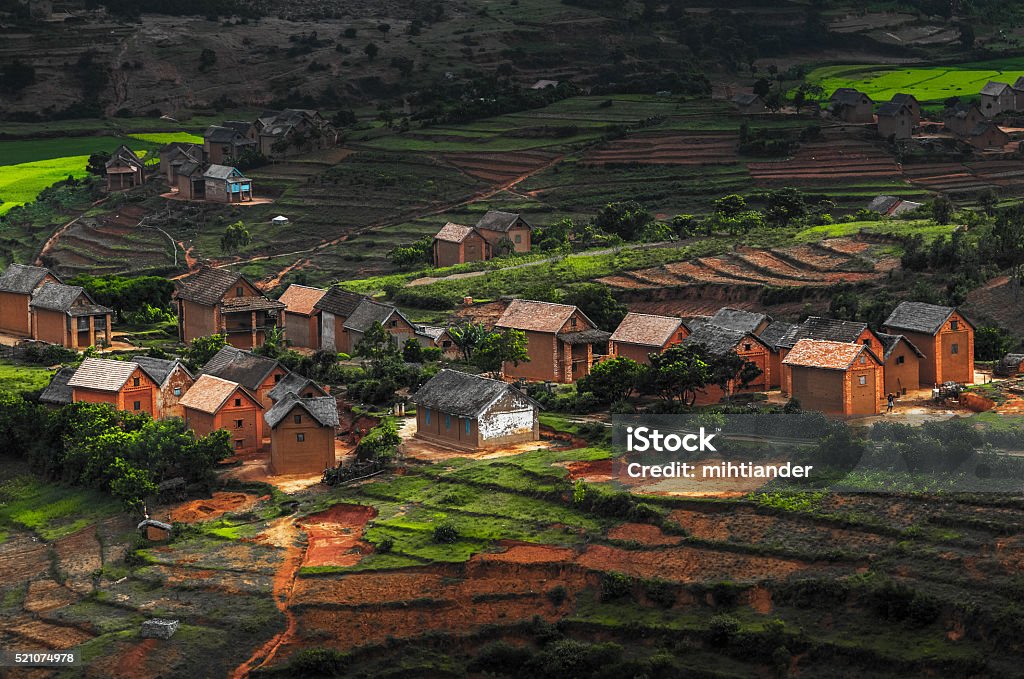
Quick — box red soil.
[166,492,266,523]
[607,523,682,546]
[564,459,616,483]
[299,504,377,568]
[474,541,576,564]
[576,543,814,582]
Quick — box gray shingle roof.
[708,307,770,334]
[134,356,192,387]
[39,366,75,405]
[682,323,763,355]
[30,283,109,314]
[203,164,246,180]
[890,93,918,106]
[981,81,1011,96]
[831,88,871,106]
[202,347,280,391]
[204,125,245,143]
[785,317,871,347]
[314,287,365,317]
[732,93,762,106]
[883,301,965,335]
[343,299,401,333]
[411,369,539,418]
[268,372,327,402]
[174,266,243,306]
[0,263,54,294]
[877,101,908,117]
[67,357,139,392]
[475,210,532,233]
[264,392,339,428]
[758,321,799,350]
[177,160,203,177]
[876,332,924,361]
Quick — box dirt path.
[231,516,305,678]
[217,153,567,291]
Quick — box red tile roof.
[434,222,476,243]
[782,339,879,370]
[610,313,685,347]
[496,299,592,333]
[278,284,326,316]
[179,374,255,414]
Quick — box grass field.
[0,474,122,542]
[0,361,54,397]
[805,57,1024,103]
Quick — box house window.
[743,343,752,351]
[515,234,522,243]
[445,414,451,430]
[235,439,243,449]
[296,433,305,442]
[236,286,244,297]
[858,375,867,386]
[390,320,398,328]
[275,374,283,383]
[235,398,242,406]
[951,343,959,354]
[133,377,140,387]
[235,419,243,429]
[294,414,302,424]
[896,355,905,365]
[442,341,451,348]
[951,320,959,330]
[570,317,577,328]
[863,339,871,346]
[174,387,183,396]
[133,401,141,410]
[465,419,471,434]
[425,408,430,424]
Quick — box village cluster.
[104,108,336,202]
[735,81,1024,152]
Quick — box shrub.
[643,579,677,608]
[707,614,740,646]
[432,521,459,543]
[600,571,633,601]
[286,648,348,675]
[547,585,568,607]
[468,641,532,674]
[376,537,394,554]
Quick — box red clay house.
[30,283,113,349]
[432,223,491,268]
[608,313,688,364]
[278,284,326,350]
[783,339,884,417]
[202,346,288,410]
[0,263,61,337]
[174,266,285,349]
[475,211,533,254]
[180,374,264,453]
[682,322,772,403]
[264,392,339,475]
[882,302,974,386]
[776,317,883,396]
[876,333,924,396]
[314,287,366,354]
[68,357,159,417]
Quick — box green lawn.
[0,361,54,397]
[794,218,957,242]
[805,58,1024,103]
[0,474,123,542]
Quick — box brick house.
[202,346,288,409]
[475,211,533,255]
[732,92,766,114]
[682,322,772,403]
[495,299,610,384]
[413,325,460,358]
[980,81,1016,117]
[174,266,285,349]
[105,145,146,191]
[876,333,924,396]
[432,223,491,268]
[890,93,921,121]
[257,109,336,159]
[965,121,1010,150]
[0,263,61,336]
[829,88,874,123]
[783,339,884,417]
[877,101,915,140]
[278,284,326,350]
[159,143,203,185]
[30,283,113,349]
[882,302,974,386]
[203,124,257,165]
[313,287,366,354]
[758,320,799,389]
[175,160,206,200]
[708,307,772,335]
[203,164,253,203]
[268,372,329,403]
[776,317,882,396]
[608,313,689,364]
[68,357,159,417]
[264,392,339,475]
[943,102,985,136]
[180,374,264,453]
[411,369,541,451]
[134,356,196,419]
[343,299,418,352]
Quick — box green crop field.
[127,132,203,145]
[805,58,1024,103]
[0,361,56,397]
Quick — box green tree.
[198,48,217,71]
[707,351,763,401]
[975,325,1015,360]
[593,200,653,241]
[364,42,379,61]
[402,337,423,362]
[388,237,432,269]
[979,188,999,216]
[761,187,808,226]
[991,205,1024,292]
[183,334,227,371]
[354,321,401,375]
[714,194,747,218]
[580,356,644,404]
[563,284,627,331]
[932,195,954,225]
[475,329,530,373]
[448,323,489,361]
[220,221,252,253]
[959,22,975,49]
[641,344,711,405]
[107,458,156,511]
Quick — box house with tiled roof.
[757,320,798,389]
[829,88,874,123]
[876,332,924,396]
[159,142,203,185]
[203,124,257,165]
[203,164,253,203]
[68,357,160,417]
[732,92,766,114]
[344,299,418,351]
[268,372,329,403]
[682,322,772,402]
[0,263,61,336]
[264,393,339,474]
[202,346,288,409]
[30,283,113,349]
[257,109,335,159]
[39,366,76,407]
[474,211,533,254]
[608,312,688,364]
[783,339,884,416]
[313,287,366,354]
[278,284,327,350]
[105,145,146,191]
[775,316,882,396]
[943,101,985,136]
[965,120,1010,150]
[134,356,196,419]
[708,307,772,335]
[411,369,540,450]
[180,374,264,453]
[877,100,915,140]
[413,325,459,358]
[173,265,285,349]
[432,222,491,267]
[495,299,610,383]
[882,302,974,386]
[980,81,1015,117]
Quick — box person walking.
[886,393,895,413]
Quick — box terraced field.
[581,132,740,166]
[748,135,902,186]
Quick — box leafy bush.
[600,571,633,601]
[22,343,77,365]
[643,579,677,608]
[707,614,740,646]
[468,641,532,674]
[285,648,348,676]
[432,521,459,543]
[547,585,568,607]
